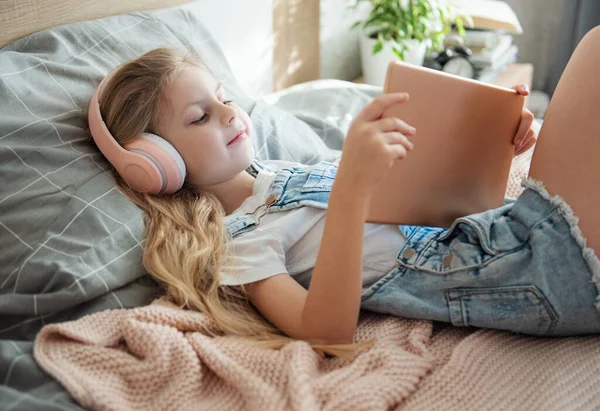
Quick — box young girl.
[88,28,600,355]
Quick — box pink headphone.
[88,75,187,194]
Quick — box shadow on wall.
[545,0,600,96]
[273,0,320,91]
[478,0,600,97]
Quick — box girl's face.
[159,64,255,187]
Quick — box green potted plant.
[351,0,470,86]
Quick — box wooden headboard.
[0,0,319,91]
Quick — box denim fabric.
[227,160,600,336]
[362,179,600,336]
[225,160,336,238]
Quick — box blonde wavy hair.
[87,47,371,358]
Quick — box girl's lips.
[227,130,247,145]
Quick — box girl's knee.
[579,25,600,51]
[566,26,600,72]
[588,25,600,39]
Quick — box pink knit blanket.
[34,135,600,410]
[34,298,600,410]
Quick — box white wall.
[320,0,365,81]
[181,0,274,97]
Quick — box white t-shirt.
[220,161,406,293]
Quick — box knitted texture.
[506,142,534,198]
[505,119,540,199]
[37,123,594,411]
[34,298,600,411]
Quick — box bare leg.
[528,26,600,254]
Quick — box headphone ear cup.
[139,133,187,189]
[123,133,186,194]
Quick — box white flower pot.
[359,34,427,86]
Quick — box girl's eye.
[192,114,208,125]
[191,100,233,125]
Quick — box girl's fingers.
[516,130,537,155]
[383,132,414,151]
[389,142,409,160]
[376,116,416,135]
[523,135,537,152]
[358,93,410,122]
[514,109,535,146]
[511,84,530,96]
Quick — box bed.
[1,1,598,410]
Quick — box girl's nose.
[221,104,236,126]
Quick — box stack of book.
[449,0,523,83]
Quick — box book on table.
[454,0,523,34]
[470,34,514,66]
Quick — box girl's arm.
[245,93,415,344]
[243,188,367,345]
[300,182,369,343]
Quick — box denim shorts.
[360,178,600,337]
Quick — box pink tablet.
[365,61,525,227]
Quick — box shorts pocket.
[438,203,525,255]
[445,285,558,336]
[397,224,499,275]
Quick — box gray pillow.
[0,7,340,340]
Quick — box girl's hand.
[512,84,538,156]
[335,93,415,198]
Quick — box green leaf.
[354,0,461,44]
[455,16,465,35]
[372,42,384,55]
[392,46,405,60]
[438,6,446,22]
